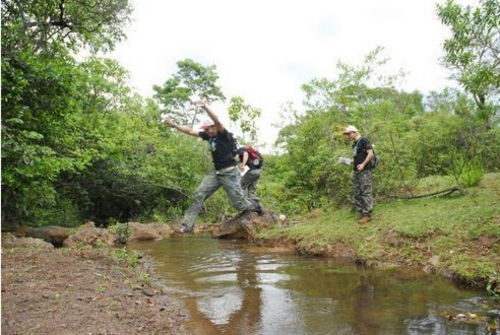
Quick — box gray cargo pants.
[182,166,260,232]
[354,169,373,216]
[241,168,261,200]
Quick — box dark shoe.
[172,223,192,234]
[237,210,252,218]
[251,203,264,216]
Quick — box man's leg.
[353,171,363,215]
[182,171,220,232]
[359,169,373,216]
[220,168,260,212]
[241,168,261,199]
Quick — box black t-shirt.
[199,129,237,170]
[352,137,373,170]
[237,147,263,170]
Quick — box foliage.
[2,0,499,234]
[32,197,83,228]
[1,0,132,53]
[268,48,423,210]
[2,48,103,226]
[153,59,225,127]
[111,247,140,268]
[108,222,130,244]
[266,45,499,212]
[437,0,500,129]
[448,155,485,188]
[1,0,220,227]
[228,96,262,144]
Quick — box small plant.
[127,250,139,268]
[61,247,72,255]
[111,247,127,262]
[459,159,484,187]
[448,155,484,188]
[486,273,499,298]
[108,222,130,244]
[139,272,151,285]
[111,247,140,268]
[95,239,107,249]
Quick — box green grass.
[260,173,500,291]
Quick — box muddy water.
[131,235,498,335]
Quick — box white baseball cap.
[343,125,358,134]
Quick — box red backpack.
[245,146,263,166]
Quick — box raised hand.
[194,100,207,109]
[163,116,175,127]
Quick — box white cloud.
[107,0,480,150]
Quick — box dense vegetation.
[2,0,499,231]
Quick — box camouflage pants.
[354,169,373,216]
[241,168,261,200]
[182,167,260,232]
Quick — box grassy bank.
[259,173,500,293]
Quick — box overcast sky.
[108,0,479,150]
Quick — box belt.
[216,166,237,175]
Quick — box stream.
[130,234,499,335]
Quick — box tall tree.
[1,0,132,52]
[1,0,133,226]
[153,59,225,128]
[437,0,500,128]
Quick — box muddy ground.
[1,237,190,335]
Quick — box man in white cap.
[164,101,262,233]
[343,125,374,223]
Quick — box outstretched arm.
[164,117,199,137]
[197,101,224,132]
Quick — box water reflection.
[130,234,497,335]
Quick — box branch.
[58,0,66,24]
[397,186,465,199]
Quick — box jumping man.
[164,101,262,233]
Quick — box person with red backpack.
[237,145,263,201]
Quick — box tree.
[268,49,425,210]
[437,0,500,129]
[153,59,225,128]
[228,96,262,144]
[1,0,132,53]
[1,0,133,226]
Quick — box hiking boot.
[254,206,264,216]
[358,215,372,224]
[172,223,192,234]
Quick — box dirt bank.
[1,236,189,335]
